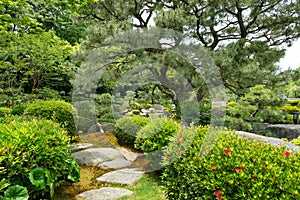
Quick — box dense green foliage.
[115,115,150,147]
[135,118,179,152]
[162,126,300,199]
[225,85,288,131]
[0,118,80,199]
[24,100,76,138]
[0,107,11,117]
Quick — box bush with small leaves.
[24,100,76,138]
[0,107,11,117]
[115,115,150,147]
[0,117,80,199]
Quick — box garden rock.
[235,131,300,151]
[96,168,144,185]
[266,124,300,139]
[99,158,131,169]
[116,146,143,162]
[67,143,93,152]
[72,148,124,166]
[77,187,133,200]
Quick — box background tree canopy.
[0,0,299,108]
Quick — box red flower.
[253,176,257,180]
[235,167,245,172]
[211,165,215,170]
[215,190,223,198]
[225,149,231,155]
[179,133,183,138]
[262,165,266,169]
[285,151,291,157]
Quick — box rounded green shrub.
[162,126,300,199]
[0,117,80,199]
[11,103,29,116]
[134,118,179,170]
[115,115,150,147]
[24,100,76,138]
[135,118,179,152]
[0,107,11,117]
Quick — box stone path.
[71,144,144,200]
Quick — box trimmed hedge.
[162,126,300,199]
[24,100,76,138]
[115,115,150,147]
[0,117,80,199]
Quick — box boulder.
[72,148,124,166]
[99,158,131,169]
[67,143,93,152]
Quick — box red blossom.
[285,151,291,157]
[262,165,266,169]
[211,165,215,170]
[179,133,183,138]
[253,176,257,180]
[225,149,231,155]
[215,190,223,198]
[235,167,245,172]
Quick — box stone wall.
[235,131,300,151]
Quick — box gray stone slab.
[77,187,133,200]
[266,124,300,139]
[99,158,131,169]
[96,168,144,186]
[68,143,93,152]
[72,148,124,166]
[116,147,143,162]
[235,131,300,151]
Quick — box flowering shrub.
[161,126,300,199]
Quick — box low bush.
[280,104,300,114]
[115,115,150,147]
[162,126,300,199]
[135,118,179,170]
[0,107,11,117]
[135,118,179,152]
[24,100,76,138]
[287,100,300,106]
[0,118,80,199]
[11,103,29,116]
[290,136,300,146]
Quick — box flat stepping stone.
[72,148,124,166]
[77,187,133,200]
[116,147,143,162]
[99,158,131,169]
[68,143,93,152]
[96,168,144,186]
